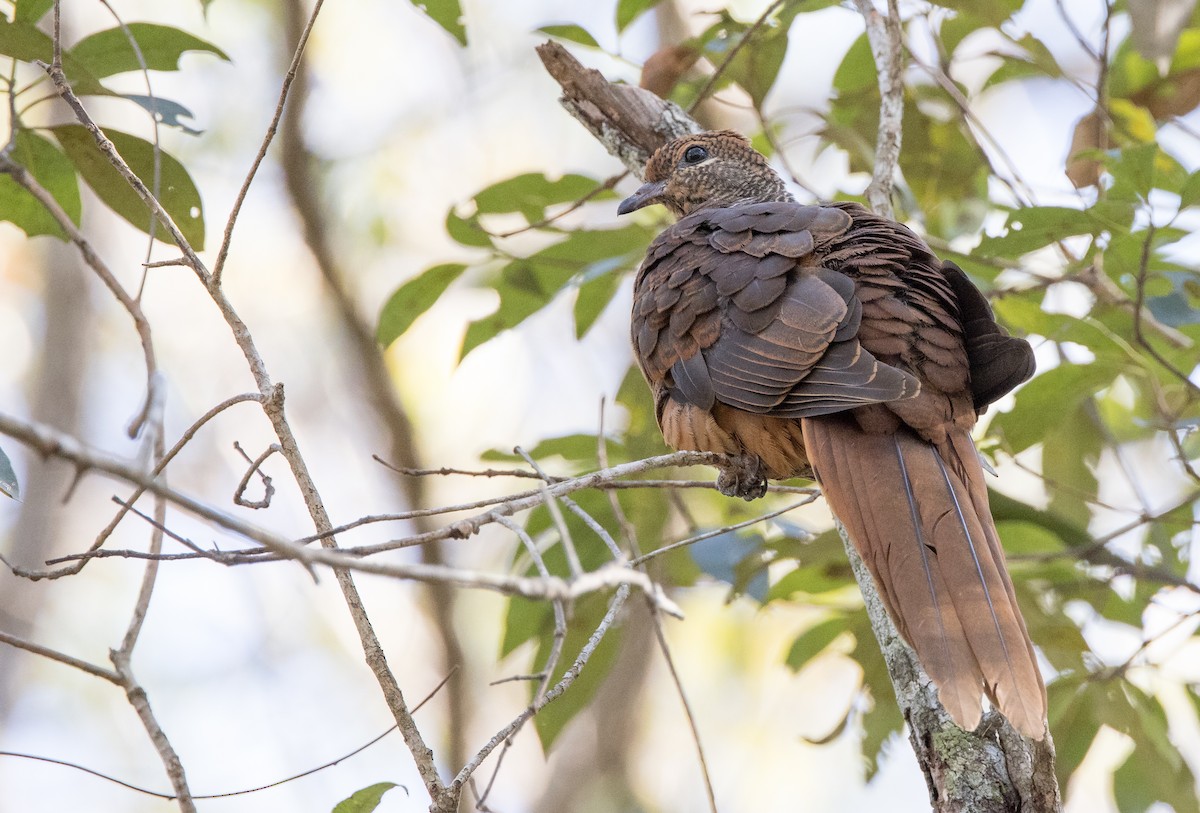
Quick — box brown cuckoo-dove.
[618,130,1047,739]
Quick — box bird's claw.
[716,453,768,501]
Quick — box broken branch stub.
[536,41,701,178]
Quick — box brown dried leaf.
[1132,67,1200,118]
[639,43,700,98]
[1066,109,1107,189]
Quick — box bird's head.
[617,130,791,219]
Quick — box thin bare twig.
[630,496,817,567]
[211,0,326,284]
[232,441,281,509]
[0,410,318,575]
[0,629,119,683]
[76,393,264,575]
[476,516,570,809]
[374,457,546,480]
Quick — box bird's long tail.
[802,414,1047,739]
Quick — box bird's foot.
[716,453,768,501]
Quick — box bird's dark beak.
[617,180,667,215]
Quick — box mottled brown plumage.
[620,130,1046,739]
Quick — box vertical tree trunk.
[0,241,94,716]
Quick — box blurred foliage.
[0,444,18,500]
[5,0,1200,808]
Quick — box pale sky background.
[1,0,1199,811]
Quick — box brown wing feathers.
[622,131,1046,738]
[635,206,919,429]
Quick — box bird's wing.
[631,202,919,419]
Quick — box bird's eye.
[682,145,708,165]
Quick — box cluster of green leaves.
[378,171,657,356]
[0,0,224,244]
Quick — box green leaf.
[69,23,229,79]
[0,16,51,61]
[445,208,493,248]
[0,445,19,500]
[1106,141,1158,200]
[994,521,1066,556]
[937,13,983,56]
[899,93,989,228]
[980,35,1063,90]
[938,0,1023,26]
[501,594,546,657]
[991,297,1130,359]
[719,17,790,107]
[849,610,904,776]
[49,125,205,247]
[1043,400,1102,526]
[482,433,605,465]
[1113,686,1200,813]
[1114,752,1164,813]
[474,172,607,222]
[1048,681,1101,780]
[832,33,875,95]
[409,0,466,46]
[988,490,1092,551]
[1179,169,1200,208]
[332,782,403,813]
[537,24,599,48]
[767,530,854,600]
[573,258,625,337]
[377,263,467,347]
[976,206,1101,257]
[992,363,1115,453]
[120,95,203,135]
[0,18,109,96]
[616,0,662,32]
[0,128,81,239]
[15,0,54,22]
[785,617,847,672]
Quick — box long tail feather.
[802,414,1047,738]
